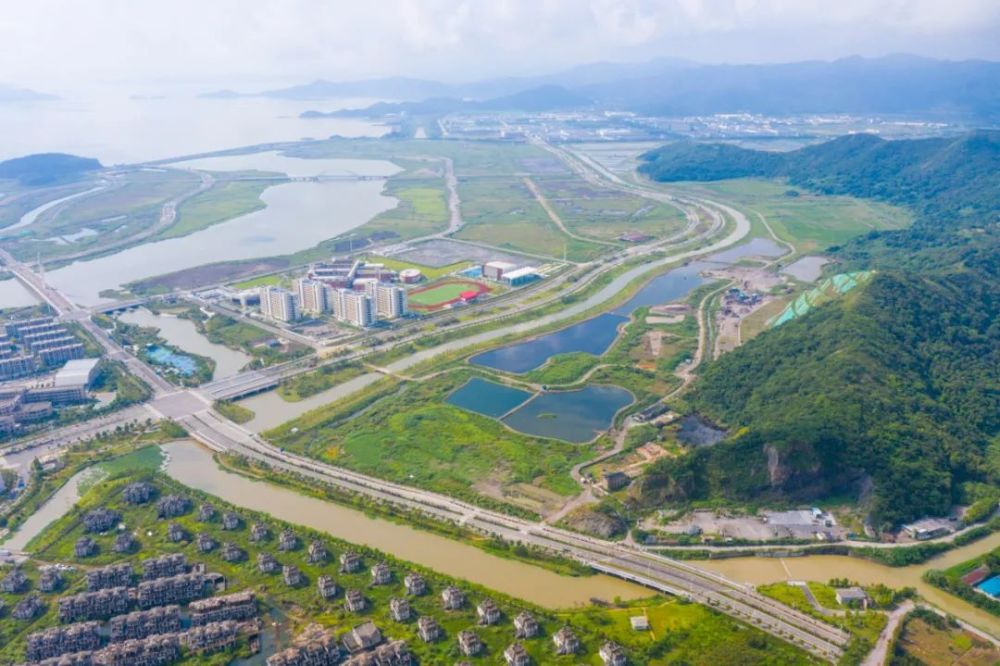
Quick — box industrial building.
[483,261,517,281]
[501,266,539,286]
[259,286,299,323]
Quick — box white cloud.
[0,0,996,93]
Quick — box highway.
[0,152,852,660]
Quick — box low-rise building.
[266,626,341,666]
[136,573,206,609]
[476,598,501,625]
[370,562,391,585]
[26,622,102,661]
[98,633,179,666]
[514,612,539,639]
[196,533,217,553]
[902,518,953,541]
[441,585,465,611]
[340,551,362,573]
[345,589,367,613]
[416,616,440,643]
[58,588,130,622]
[198,503,216,521]
[188,591,256,626]
[156,495,190,519]
[552,627,579,655]
[834,587,870,609]
[457,630,482,657]
[108,606,181,642]
[603,471,630,492]
[1,567,29,593]
[317,575,338,599]
[122,482,155,505]
[38,567,63,593]
[13,594,45,620]
[403,572,426,596]
[600,641,628,665]
[504,642,531,666]
[307,540,327,563]
[278,528,299,551]
[113,533,137,554]
[343,620,382,654]
[181,620,242,653]
[166,522,186,542]
[74,537,97,558]
[221,543,245,562]
[389,597,410,622]
[82,508,120,533]
[222,512,241,530]
[86,564,133,591]
[257,553,279,574]
[250,522,269,542]
[282,565,304,587]
[142,553,187,580]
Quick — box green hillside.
[635,131,1000,526]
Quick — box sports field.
[408,279,491,310]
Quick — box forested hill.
[635,132,999,526]
[0,153,102,186]
[639,271,998,527]
[639,131,999,272]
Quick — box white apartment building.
[373,284,408,319]
[296,278,329,315]
[332,289,375,327]
[259,286,299,322]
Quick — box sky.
[2,0,999,93]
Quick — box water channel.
[160,441,647,608]
[118,307,252,380]
[45,154,402,306]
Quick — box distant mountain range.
[202,55,1000,120]
[0,84,57,103]
[301,85,593,118]
[0,153,101,186]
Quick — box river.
[45,154,401,306]
[117,307,252,380]
[0,277,40,308]
[160,440,647,608]
[698,538,1000,636]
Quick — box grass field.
[158,175,272,240]
[408,279,491,309]
[894,612,1000,666]
[265,370,596,514]
[667,178,912,255]
[366,255,472,281]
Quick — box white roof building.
[54,359,100,388]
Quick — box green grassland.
[213,400,255,424]
[534,176,688,241]
[6,469,813,665]
[265,370,596,513]
[158,174,274,240]
[666,179,912,255]
[6,168,201,261]
[276,362,368,402]
[408,280,487,307]
[455,176,608,261]
[892,609,1000,666]
[232,273,287,289]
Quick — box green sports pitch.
[407,279,491,309]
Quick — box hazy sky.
[3,0,998,93]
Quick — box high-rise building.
[259,287,299,323]
[333,289,375,328]
[296,279,329,315]
[374,284,408,319]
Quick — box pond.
[119,308,252,380]
[501,385,634,443]
[445,377,533,418]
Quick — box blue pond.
[502,385,634,443]
[446,377,533,418]
[471,261,712,374]
[147,345,197,376]
[977,575,1000,598]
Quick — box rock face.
[561,508,626,539]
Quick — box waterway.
[238,372,383,433]
[3,184,108,232]
[161,440,647,608]
[45,155,401,306]
[698,536,1000,636]
[1,465,99,551]
[118,307,252,380]
[0,277,40,308]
